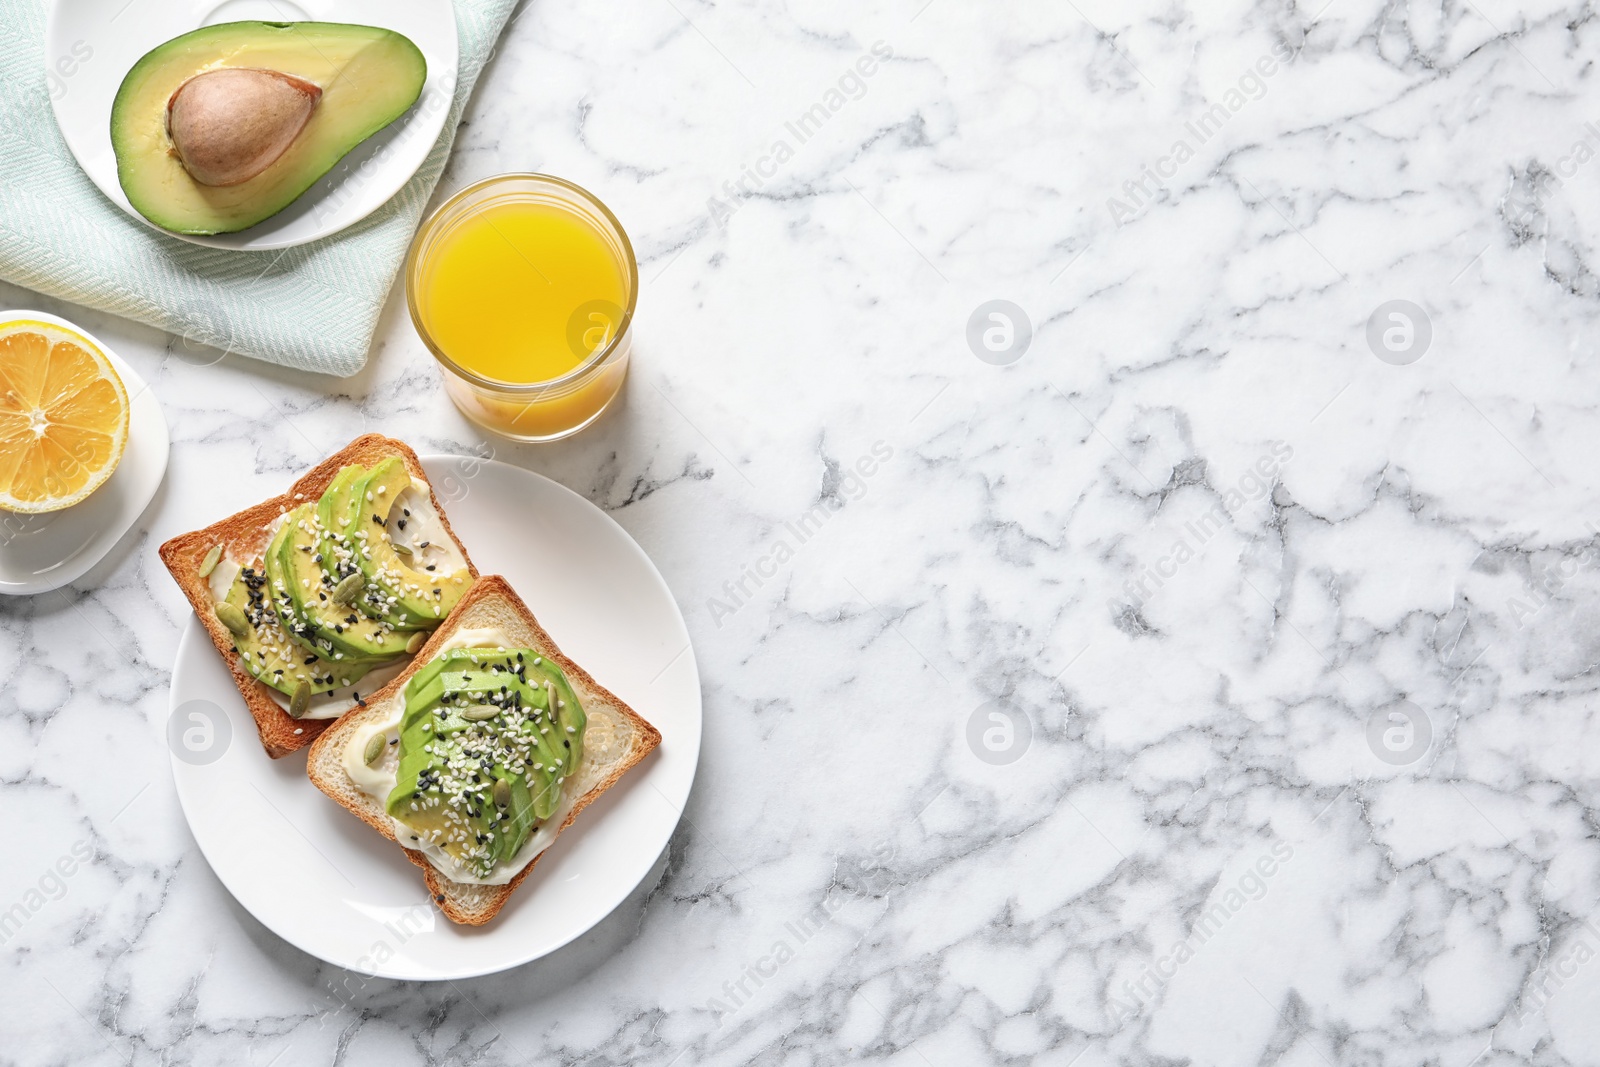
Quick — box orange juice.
[406,175,637,442]
[418,202,626,383]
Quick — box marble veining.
[6,0,1600,1063]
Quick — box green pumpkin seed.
[331,572,365,606]
[198,544,222,578]
[215,602,249,636]
[393,541,413,557]
[493,779,511,808]
[289,681,311,719]
[363,733,385,766]
[462,706,499,721]
[405,630,428,655]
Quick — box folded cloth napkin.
[0,0,516,376]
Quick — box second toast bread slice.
[306,575,662,925]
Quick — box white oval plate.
[167,456,702,979]
[0,310,169,595]
[46,0,458,251]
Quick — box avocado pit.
[166,67,322,187]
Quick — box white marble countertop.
[7,1,1600,1063]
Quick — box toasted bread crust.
[306,576,663,925]
[158,434,479,758]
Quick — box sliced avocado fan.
[331,457,471,628]
[219,458,469,706]
[219,562,377,699]
[386,649,587,877]
[260,458,469,665]
[269,503,411,661]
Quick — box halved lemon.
[0,320,130,514]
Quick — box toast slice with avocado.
[305,575,662,926]
[159,434,479,758]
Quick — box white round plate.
[46,0,458,251]
[167,456,702,979]
[0,310,169,595]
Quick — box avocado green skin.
[343,457,466,626]
[386,655,588,870]
[110,21,428,235]
[221,564,375,698]
[272,503,409,661]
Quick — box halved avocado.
[110,21,427,235]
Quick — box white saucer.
[0,311,169,595]
[46,0,458,251]
[167,456,702,979]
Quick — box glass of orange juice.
[405,174,637,442]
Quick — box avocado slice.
[404,669,571,809]
[268,505,410,662]
[409,648,522,693]
[110,21,427,235]
[220,562,375,698]
[341,458,470,626]
[315,465,365,543]
[401,655,583,775]
[311,464,430,633]
[385,651,587,877]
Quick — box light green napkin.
[0,0,516,377]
